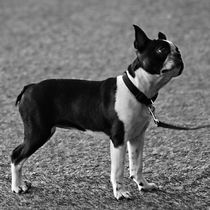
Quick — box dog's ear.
[158,32,167,40]
[133,25,150,51]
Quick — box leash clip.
[148,103,160,126]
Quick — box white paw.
[12,185,22,194]
[12,181,31,194]
[114,188,132,200]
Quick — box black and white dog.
[11,25,184,200]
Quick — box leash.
[148,103,198,130]
[122,71,204,131]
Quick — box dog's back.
[16,78,118,135]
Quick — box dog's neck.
[126,67,172,99]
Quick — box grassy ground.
[0,0,209,209]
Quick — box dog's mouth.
[161,58,184,76]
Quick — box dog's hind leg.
[11,154,29,193]
[127,134,158,192]
[110,141,131,200]
[11,126,55,193]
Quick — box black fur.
[15,84,35,106]
[12,78,124,165]
[158,32,167,40]
[136,39,171,74]
[127,57,142,78]
[133,25,149,51]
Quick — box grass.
[0,0,209,209]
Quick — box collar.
[122,71,158,106]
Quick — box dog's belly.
[115,76,151,141]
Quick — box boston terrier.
[11,25,184,200]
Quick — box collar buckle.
[148,104,160,126]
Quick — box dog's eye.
[157,49,162,54]
[156,47,166,54]
[156,47,169,56]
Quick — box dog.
[11,25,184,200]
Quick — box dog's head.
[128,25,184,78]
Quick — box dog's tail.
[15,84,35,106]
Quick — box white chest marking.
[114,75,151,141]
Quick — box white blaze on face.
[165,40,176,52]
[161,40,180,77]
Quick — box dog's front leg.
[127,134,158,192]
[110,141,131,200]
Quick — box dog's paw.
[139,182,158,191]
[114,188,132,200]
[12,181,31,194]
[131,176,158,192]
